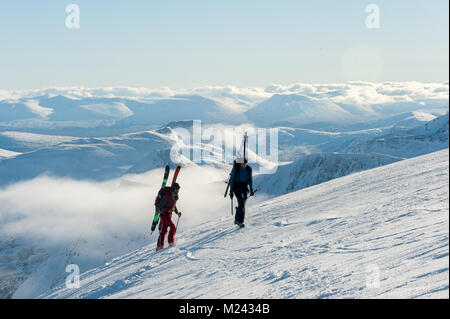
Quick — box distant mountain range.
[1,82,448,133]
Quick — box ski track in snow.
[41,149,449,299]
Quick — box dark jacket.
[230,165,253,192]
[155,187,178,215]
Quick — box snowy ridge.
[344,113,449,158]
[0,113,447,188]
[408,113,449,137]
[300,111,440,133]
[245,94,356,126]
[0,130,176,186]
[0,131,78,152]
[0,123,274,187]
[40,149,449,299]
[254,152,402,196]
[0,148,21,159]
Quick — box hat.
[236,157,247,164]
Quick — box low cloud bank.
[0,165,249,297]
[0,166,233,249]
[1,81,447,107]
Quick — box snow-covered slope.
[0,95,246,135]
[0,148,21,159]
[0,131,78,153]
[246,94,356,126]
[267,111,446,161]
[277,126,388,161]
[254,153,402,196]
[0,123,270,186]
[40,149,449,299]
[408,112,449,137]
[116,95,246,126]
[343,113,449,158]
[0,123,387,185]
[0,113,446,189]
[0,237,47,298]
[299,111,440,132]
[0,130,175,186]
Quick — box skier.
[155,182,182,250]
[229,157,254,227]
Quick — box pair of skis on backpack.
[151,165,181,234]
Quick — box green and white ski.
[151,165,170,233]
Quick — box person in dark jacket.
[229,157,254,227]
[155,183,182,250]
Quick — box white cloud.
[0,82,447,117]
[0,166,230,252]
[0,165,237,297]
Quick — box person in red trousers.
[155,183,182,251]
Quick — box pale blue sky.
[0,0,448,89]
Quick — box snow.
[254,152,402,196]
[0,113,447,190]
[40,149,449,299]
[0,130,175,186]
[79,102,133,119]
[23,100,53,119]
[245,94,356,126]
[0,82,448,299]
[0,148,21,159]
[344,113,449,159]
[408,113,449,136]
[1,82,448,133]
[0,131,77,151]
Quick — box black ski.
[224,168,233,198]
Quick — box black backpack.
[233,163,251,183]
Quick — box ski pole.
[231,197,234,216]
[176,213,181,230]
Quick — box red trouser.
[157,212,176,248]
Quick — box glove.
[229,192,234,199]
[177,211,182,217]
[250,189,255,196]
